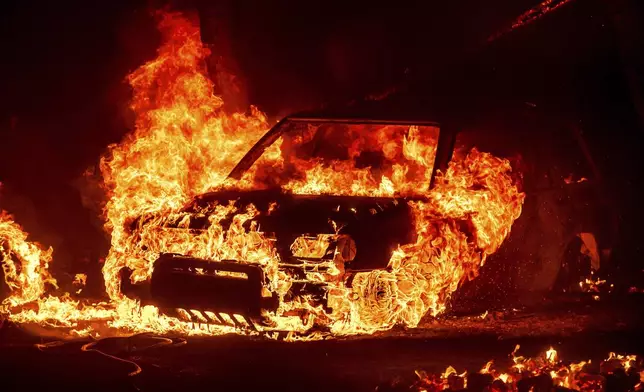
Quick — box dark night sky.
[0,1,158,271]
[0,0,643,276]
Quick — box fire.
[72,273,87,293]
[99,12,270,302]
[487,0,578,43]
[1,212,114,331]
[546,347,559,364]
[580,276,608,293]
[1,11,524,337]
[405,347,642,392]
[0,211,56,309]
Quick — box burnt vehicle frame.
[121,113,455,330]
[119,105,612,328]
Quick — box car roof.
[286,110,441,127]
[286,92,447,126]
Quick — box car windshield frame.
[226,116,442,182]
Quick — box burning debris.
[379,347,643,392]
[487,0,578,43]
[0,211,56,309]
[2,11,524,338]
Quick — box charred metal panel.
[149,254,265,317]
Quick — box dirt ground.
[1,293,642,392]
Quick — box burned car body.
[120,115,459,331]
[131,192,416,328]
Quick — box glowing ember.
[73,273,87,294]
[580,276,608,293]
[402,347,642,392]
[546,347,558,364]
[1,11,524,338]
[488,0,578,43]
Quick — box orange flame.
[410,347,640,392]
[1,11,525,338]
[1,211,56,309]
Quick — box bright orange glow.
[1,211,56,309]
[1,11,525,337]
[488,0,577,43]
[546,347,558,364]
[411,347,639,392]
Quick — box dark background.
[0,0,642,294]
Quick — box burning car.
[1,12,524,337]
[116,112,525,335]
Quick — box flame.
[488,0,578,43]
[497,373,512,384]
[546,347,558,364]
[1,211,56,309]
[99,12,270,303]
[442,366,458,379]
[407,347,640,392]
[480,360,495,374]
[1,11,525,337]
[579,277,607,293]
[606,352,637,372]
[73,274,87,286]
[73,273,87,294]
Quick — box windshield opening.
[235,120,440,197]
